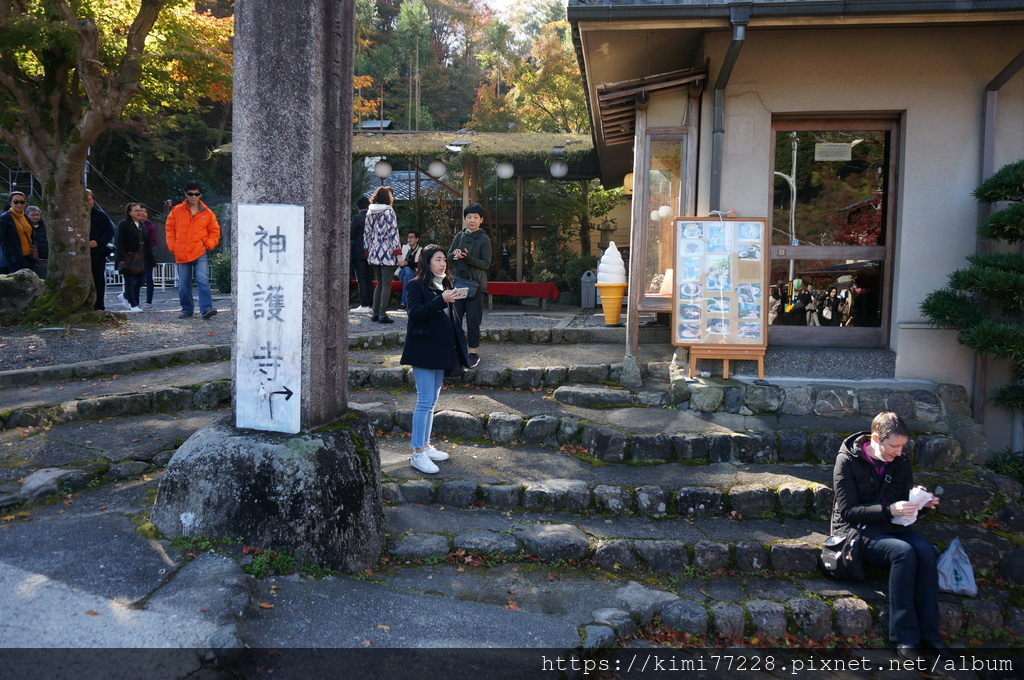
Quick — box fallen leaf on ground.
[258,603,274,609]
[505,601,522,611]
[376,624,390,631]
[85,610,100,616]
[361,638,372,647]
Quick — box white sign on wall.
[235,204,304,434]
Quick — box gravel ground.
[0,289,616,372]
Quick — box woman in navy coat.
[400,244,469,473]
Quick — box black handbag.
[121,249,145,275]
[452,275,478,299]
[819,531,865,580]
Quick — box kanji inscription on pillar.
[235,204,304,433]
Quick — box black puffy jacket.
[830,431,914,539]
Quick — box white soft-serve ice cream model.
[595,241,628,326]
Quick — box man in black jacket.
[831,412,948,660]
[86,190,115,310]
[349,196,372,313]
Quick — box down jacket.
[165,200,221,264]
[830,431,914,540]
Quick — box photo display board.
[672,217,768,347]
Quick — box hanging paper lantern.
[549,160,569,178]
[427,160,446,178]
[496,161,515,179]
[373,159,392,179]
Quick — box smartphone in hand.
[452,286,469,299]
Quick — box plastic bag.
[937,537,977,597]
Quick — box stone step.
[377,439,1018,568]
[0,343,231,389]
[377,505,1022,646]
[358,392,980,469]
[2,377,232,430]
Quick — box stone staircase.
[346,334,1024,649]
[3,328,1022,654]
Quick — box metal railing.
[104,262,178,289]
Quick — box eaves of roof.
[567,0,1024,22]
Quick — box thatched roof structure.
[218,131,601,179]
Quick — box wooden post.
[516,174,524,281]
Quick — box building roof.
[568,0,1024,21]
[363,171,448,202]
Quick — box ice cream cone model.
[596,241,628,326]
[596,282,626,326]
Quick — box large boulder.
[152,415,384,573]
[0,268,45,315]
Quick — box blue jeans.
[864,531,941,645]
[411,367,445,449]
[177,253,212,316]
[398,266,416,304]
[144,266,154,304]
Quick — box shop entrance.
[767,117,898,348]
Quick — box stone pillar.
[232,0,351,428]
[154,0,384,572]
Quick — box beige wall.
[633,24,1023,448]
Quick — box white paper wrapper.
[891,486,935,526]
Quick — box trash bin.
[581,270,596,309]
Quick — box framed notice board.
[671,217,768,377]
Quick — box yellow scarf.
[10,211,33,256]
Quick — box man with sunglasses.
[165,180,221,319]
[0,191,35,274]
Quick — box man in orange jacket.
[165,180,221,319]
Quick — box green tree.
[0,0,231,318]
[396,0,430,130]
[471,20,588,134]
[921,158,1024,414]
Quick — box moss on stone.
[136,522,162,540]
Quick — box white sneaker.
[127,306,143,313]
[141,303,154,310]
[351,305,372,313]
[117,292,130,310]
[423,445,449,461]
[410,452,439,474]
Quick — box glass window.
[772,131,888,247]
[769,259,884,327]
[641,140,683,300]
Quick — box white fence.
[104,262,178,290]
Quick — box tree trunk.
[39,148,96,315]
